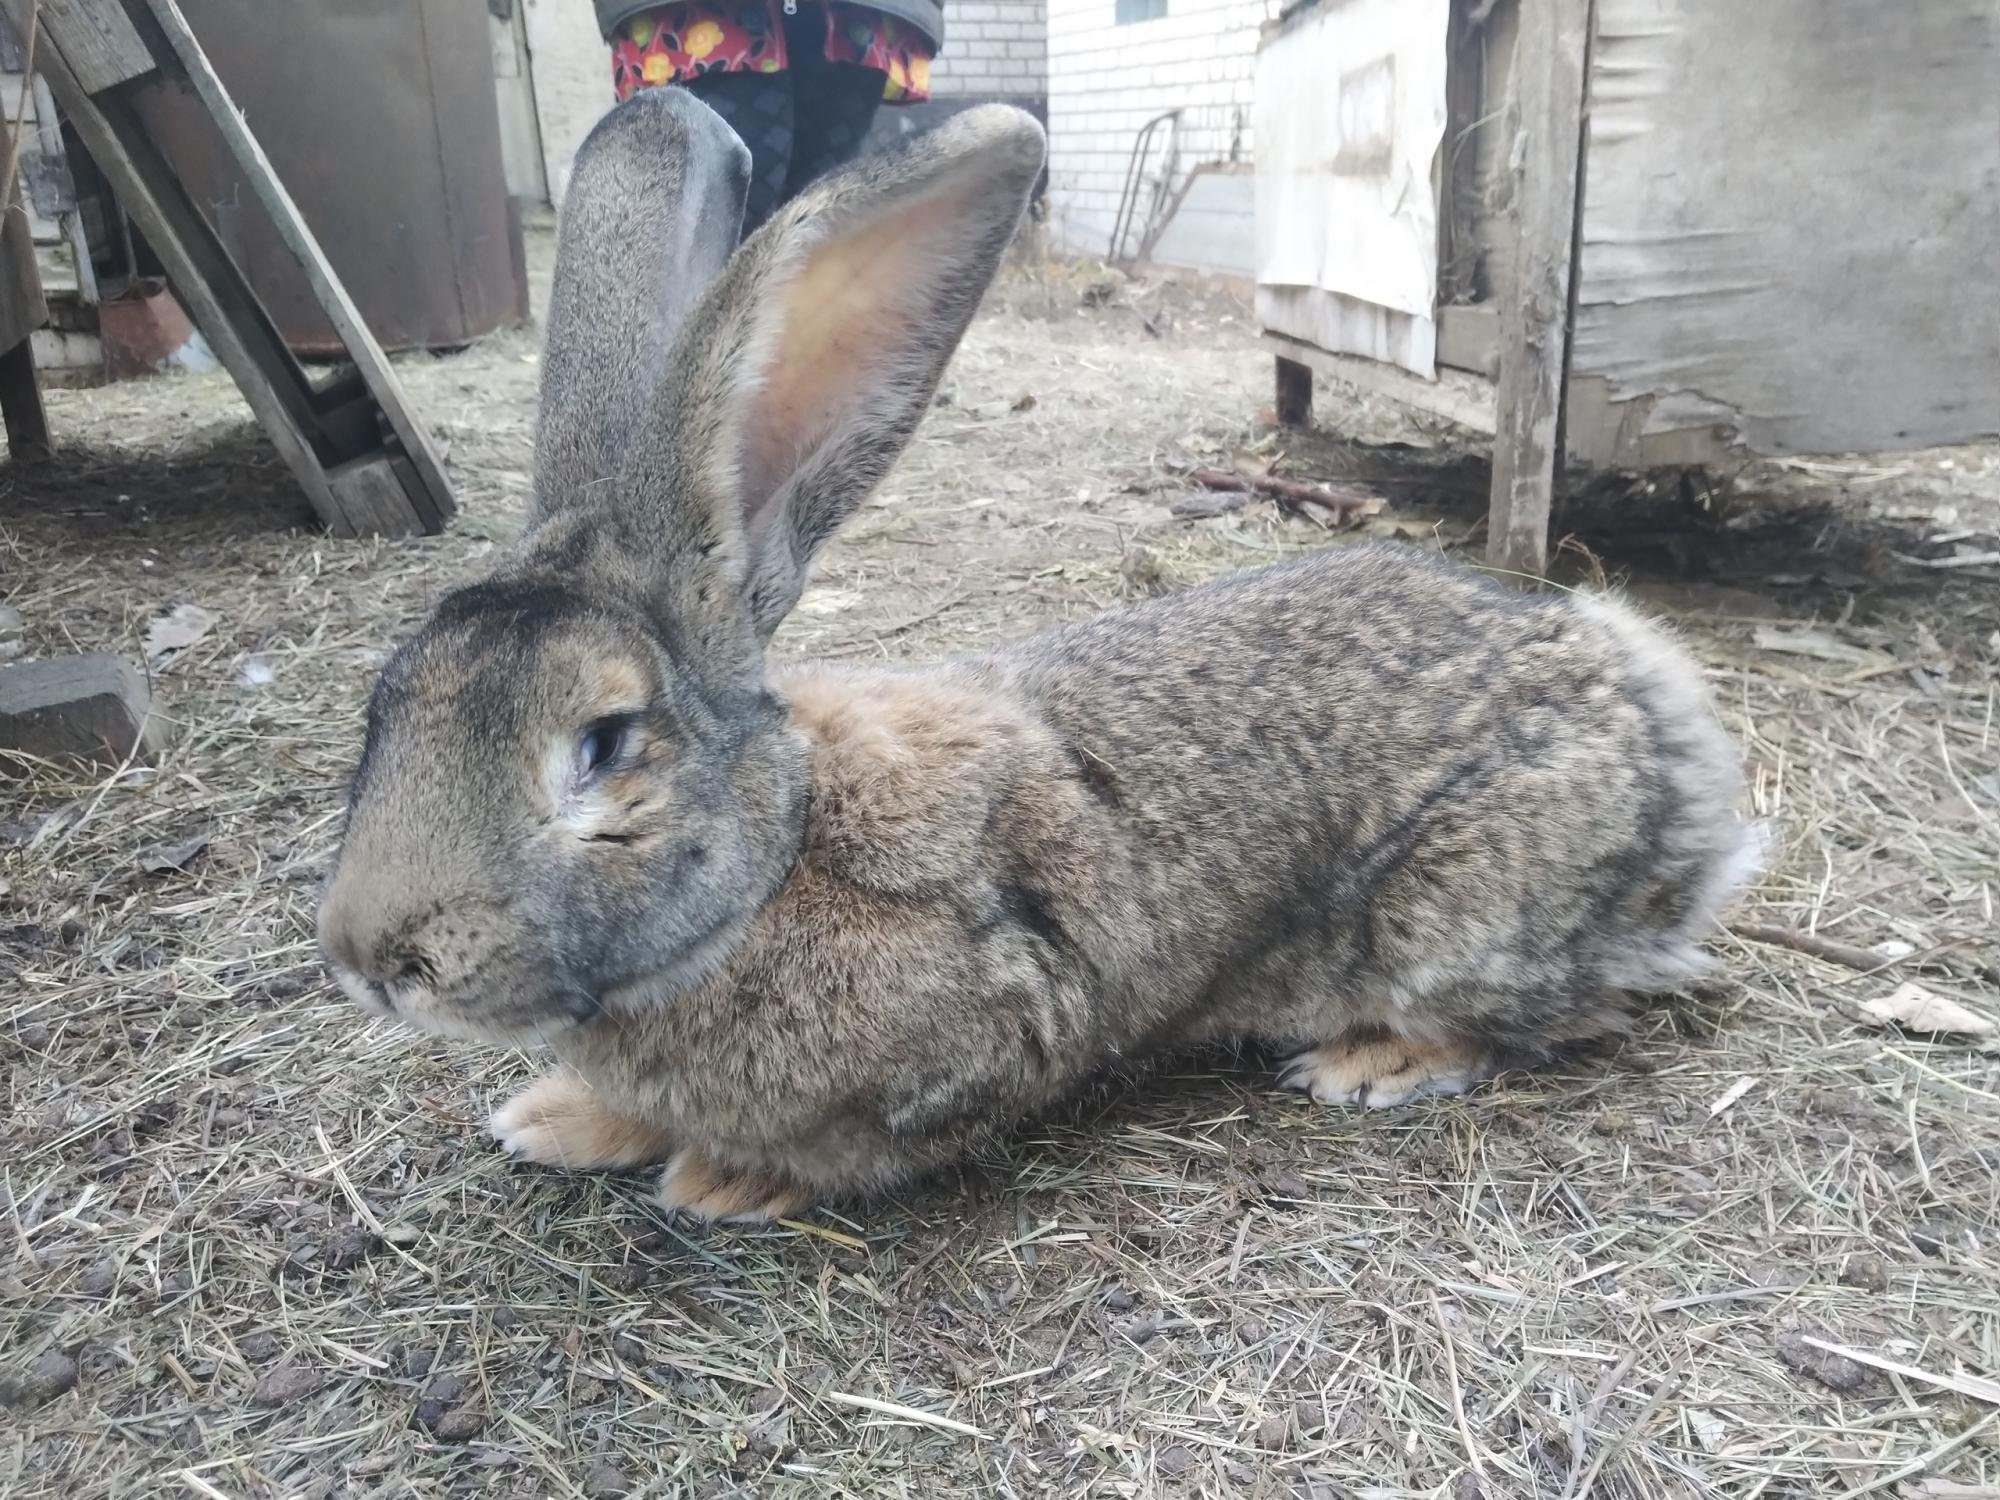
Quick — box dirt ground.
[4,226,1999,1499]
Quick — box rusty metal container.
[134,0,529,356]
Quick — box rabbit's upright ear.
[534,88,751,516]
[626,105,1045,659]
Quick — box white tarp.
[1255,0,1450,372]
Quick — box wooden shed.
[1254,0,2000,574]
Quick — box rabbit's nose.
[317,877,410,986]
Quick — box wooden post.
[0,340,49,460]
[1275,355,1313,429]
[1,113,52,460]
[1487,0,1592,580]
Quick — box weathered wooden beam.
[138,0,452,532]
[28,0,153,93]
[0,653,167,772]
[1,0,455,537]
[1486,0,1592,581]
[1263,331,1498,437]
[0,340,49,459]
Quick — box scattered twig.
[1729,920,1902,975]
[1430,1293,1485,1478]
[1799,1337,2000,1406]
[1562,1349,1637,1498]
[1189,466,1382,524]
[826,1392,987,1440]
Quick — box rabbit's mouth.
[329,956,600,1045]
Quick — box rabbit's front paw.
[657,1149,812,1224]
[1279,1035,1491,1109]
[489,1069,673,1170]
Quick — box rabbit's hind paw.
[657,1149,812,1224]
[1278,1034,1492,1109]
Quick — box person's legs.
[609,4,797,238]
[680,69,794,235]
[783,7,884,197]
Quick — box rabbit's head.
[317,89,1045,1043]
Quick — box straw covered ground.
[3,232,1998,1498]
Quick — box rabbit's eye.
[579,715,633,776]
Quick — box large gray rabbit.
[318,90,1760,1221]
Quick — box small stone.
[742,1404,791,1457]
[1116,1313,1177,1346]
[582,1460,632,1499]
[1169,491,1248,520]
[598,1263,647,1292]
[427,1404,487,1443]
[414,1373,466,1430]
[401,1347,435,1380]
[1775,1326,1870,1393]
[77,1259,118,1298]
[1156,1444,1196,1476]
[1910,1220,1956,1258]
[252,1361,322,1406]
[1100,1284,1137,1314]
[322,1229,376,1272]
[2,1349,79,1408]
[1256,1413,1287,1449]
[1838,1254,1887,1292]
[238,1332,281,1363]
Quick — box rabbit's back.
[998,543,1754,1054]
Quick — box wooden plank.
[138,0,452,533]
[17,34,359,528]
[326,454,428,537]
[1263,331,1497,436]
[0,653,166,772]
[1275,355,1312,429]
[34,73,98,303]
[1486,0,1592,581]
[489,2,549,202]
[1435,304,1498,379]
[1563,373,1738,470]
[520,0,613,206]
[3,0,153,93]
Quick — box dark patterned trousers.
[682,9,885,236]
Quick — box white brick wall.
[1045,0,1275,260]
[932,0,1049,102]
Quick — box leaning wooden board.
[0,0,455,536]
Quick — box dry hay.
[2,239,1998,1498]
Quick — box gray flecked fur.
[318,96,1759,1220]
